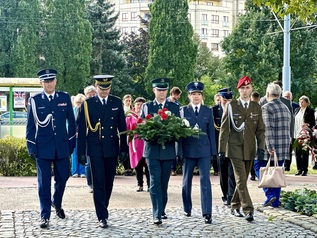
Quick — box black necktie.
[244,102,248,111]
[102,98,106,106]
[158,103,163,110]
[194,106,199,116]
[49,95,53,103]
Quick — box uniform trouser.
[36,156,69,220]
[135,157,150,187]
[230,158,254,214]
[146,158,173,219]
[182,156,212,216]
[90,156,117,221]
[253,159,284,207]
[85,156,92,186]
[211,156,219,173]
[284,140,294,170]
[295,148,309,173]
[218,154,236,204]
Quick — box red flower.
[132,124,137,130]
[162,108,168,112]
[161,113,168,120]
[146,114,152,120]
[137,118,143,124]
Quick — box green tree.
[193,35,228,105]
[0,0,20,77]
[252,0,317,21]
[146,0,197,99]
[86,0,132,97]
[122,28,151,99]
[43,0,92,95]
[11,0,40,77]
[222,1,317,101]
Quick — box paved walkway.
[0,174,317,237]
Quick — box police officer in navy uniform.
[179,81,217,224]
[77,75,128,228]
[141,78,180,225]
[212,88,236,207]
[26,68,76,229]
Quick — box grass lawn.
[285,163,317,175]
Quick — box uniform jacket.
[262,99,291,161]
[77,95,128,158]
[212,104,223,152]
[141,100,180,160]
[180,104,217,158]
[219,99,265,160]
[26,91,76,160]
[125,111,144,168]
[294,106,315,129]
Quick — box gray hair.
[299,95,310,105]
[266,83,281,97]
[84,85,97,96]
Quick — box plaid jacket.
[262,98,291,161]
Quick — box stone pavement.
[0,174,317,237]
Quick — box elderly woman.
[294,95,315,176]
[71,93,86,178]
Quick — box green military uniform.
[219,99,265,215]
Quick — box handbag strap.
[266,151,278,168]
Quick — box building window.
[206,2,213,6]
[224,30,229,37]
[188,13,191,21]
[144,13,150,21]
[211,15,219,24]
[223,16,229,27]
[122,13,128,22]
[201,14,207,25]
[121,27,128,33]
[131,12,138,21]
[201,28,207,40]
[211,43,219,51]
[131,27,138,33]
[211,29,219,38]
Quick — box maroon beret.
[237,76,252,89]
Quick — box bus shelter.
[0,78,42,138]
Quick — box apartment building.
[111,0,245,57]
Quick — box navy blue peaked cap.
[218,87,233,99]
[186,81,204,93]
[37,68,57,81]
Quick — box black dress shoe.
[184,212,191,217]
[40,219,49,229]
[295,171,302,176]
[153,219,162,225]
[136,186,143,192]
[161,214,167,219]
[250,175,256,181]
[204,214,212,224]
[231,209,243,217]
[301,171,307,176]
[56,208,65,219]
[245,213,254,222]
[99,219,108,228]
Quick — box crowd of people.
[26,68,315,229]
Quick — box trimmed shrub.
[0,137,36,176]
[281,188,317,218]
